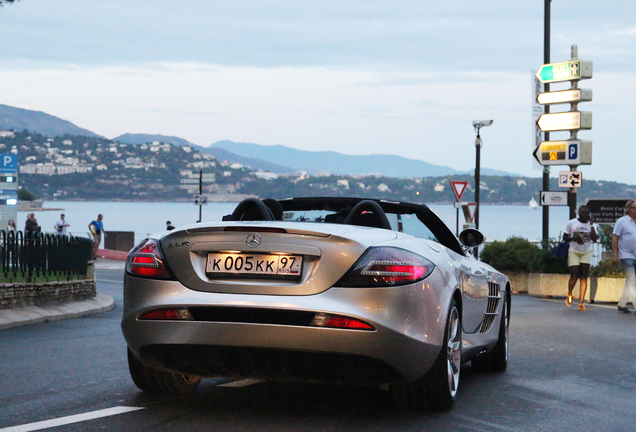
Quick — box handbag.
[552,241,569,259]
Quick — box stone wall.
[527,273,625,303]
[0,279,96,309]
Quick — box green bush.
[590,260,624,278]
[596,224,614,252]
[480,236,569,274]
[480,237,541,272]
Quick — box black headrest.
[228,198,274,221]
[344,200,392,230]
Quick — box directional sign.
[537,88,593,105]
[537,111,592,132]
[540,191,568,206]
[532,140,592,166]
[449,181,468,201]
[536,60,593,83]
[583,198,629,223]
[558,171,582,188]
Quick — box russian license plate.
[206,253,302,278]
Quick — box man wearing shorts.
[563,205,598,310]
[88,214,106,259]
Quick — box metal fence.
[0,230,93,279]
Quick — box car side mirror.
[458,228,485,249]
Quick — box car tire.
[127,347,201,395]
[390,299,461,411]
[471,291,509,373]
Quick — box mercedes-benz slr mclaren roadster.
[122,197,510,410]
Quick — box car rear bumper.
[122,271,452,383]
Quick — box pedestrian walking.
[166,221,175,230]
[612,199,636,314]
[54,213,70,236]
[88,214,106,259]
[563,205,598,310]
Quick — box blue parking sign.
[0,154,19,173]
[568,142,578,161]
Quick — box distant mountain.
[113,133,196,147]
[210,140,518,178]
[0,104,98,137]
[203,147,296,175]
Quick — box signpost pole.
[542,0,551,247]
[197,170,203,223]
[568,45,580,220]
[475,136,481,230]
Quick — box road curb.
[0,293,115,330]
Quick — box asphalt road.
[1,263,635,432]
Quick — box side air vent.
[479,282,501,333]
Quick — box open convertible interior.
[224,197,466,256]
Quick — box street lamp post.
[472,120,493,230]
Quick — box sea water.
[16,201,571,246]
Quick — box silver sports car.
[122,197,510,410]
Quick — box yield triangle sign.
[449,181,469,201]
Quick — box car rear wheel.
[471,291,509,373]
[390,299,461,411]
[127,347,201,395]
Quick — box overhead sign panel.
[536,60,593,83]
[537,88,593,105]
[532,140,592,166]
[558,171,582,188]
[537,111,592,132]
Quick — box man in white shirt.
[55,213,70,236]
[612,200,636,314]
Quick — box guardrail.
[0,230,93,280]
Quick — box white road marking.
[0,406,144,432]
[217,378,265,388]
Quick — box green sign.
[536,60,593,83]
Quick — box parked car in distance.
[122,197,510,410]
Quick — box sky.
[1,0,635,184]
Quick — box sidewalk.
[0,258,120,331]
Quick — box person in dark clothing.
[24,213,39,234]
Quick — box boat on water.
[529,197,538,209]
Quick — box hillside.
[0,104,98,138]
[5,130,636,204]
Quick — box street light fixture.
[472,120,493,230]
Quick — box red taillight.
[311,312,374,330]
[334,247,435,287]
[139,308,193,320]
[126,239,175,280]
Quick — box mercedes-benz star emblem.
[246,232,262,248]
